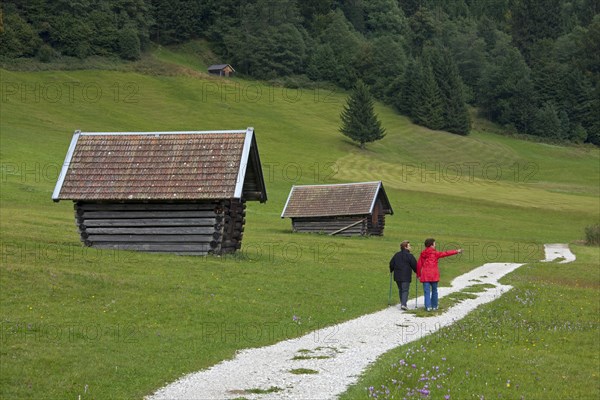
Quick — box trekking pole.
[388,272,393,306]
[415,278,418,309]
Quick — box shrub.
[36,44,58,63]
[119,29,141,60]
[585,224,600,246]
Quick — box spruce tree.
[429,48,471,135]
[339,81,386,149]
[411,59,445,130]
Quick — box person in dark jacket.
[417,238,462,311]
[389,240,418,310]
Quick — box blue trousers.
[423,281,439,309]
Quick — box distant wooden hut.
[52,128,267,255]
[281,181,393,236]
[208,64,235,77]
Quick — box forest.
[1,0,598,144]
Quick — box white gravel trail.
[542,243,576,263]
[147,245,574,400]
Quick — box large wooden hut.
[281,181,393,236]
[52,128,267,255]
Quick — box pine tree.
[429,47,471,135]
[393,58,418,116]
[339,81,386,149]
[411,59,445,130]
[531,102,562,138]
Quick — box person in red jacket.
[416,238,462,311]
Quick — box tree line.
[1,0,598,144]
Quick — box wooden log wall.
[367,212,386,236]
[220,199,246,254]
[291,216,367,236]
[74,201,247,255]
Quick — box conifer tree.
[411,59,444,130]
[339,81,386,149]
[429,48,471,135]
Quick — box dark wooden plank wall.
[220,199,245,254]
[75,200,246,255]
[291,216,368,236]
[366,199,386,236]
[367,213,386,236]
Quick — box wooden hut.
[281,181,393,236]
[52,128,267,255]
[208,64,235,77]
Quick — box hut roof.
[281,181,393,218]
[52,128,266,202]
[208,64,235,71]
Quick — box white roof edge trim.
[52,130,82,201]
[80,130,247,136]
[290,181,381,189]
[234,127,254,199]
[280,185,297,218]
[368,181,383,214]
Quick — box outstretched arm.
[435,249,462,259]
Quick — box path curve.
[147,244,574,400]
[542,243,576,263]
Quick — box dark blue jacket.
[389,249,417,282]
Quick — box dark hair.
[424,238,435,247]
[400,240,410,249]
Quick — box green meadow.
[0,53,598,399]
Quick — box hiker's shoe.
[401,305,408,310]
[433,307,438,311]
[426,307,432,311]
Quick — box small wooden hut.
[208,64,235,77]
[281,181,393,236]
[52,128,267,255]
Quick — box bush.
[36,44,58,63]
[119,29,142,61]
[585,224,600,246]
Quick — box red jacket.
[416,247,459,282]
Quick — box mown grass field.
[0,51,598,399]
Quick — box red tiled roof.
[52,129,266,201]
[281,182,393,218]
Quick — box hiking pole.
[388,272,393,306]
[415,278,418,309]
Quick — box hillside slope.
[0,57,598,398]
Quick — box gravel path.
[542,243,576,263]
[147,245,574,400]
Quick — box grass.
[340,245,600,399]
[289,368,319,375]
[244,386,283,394]
[405,290,479,318]
[0,47,599,399]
